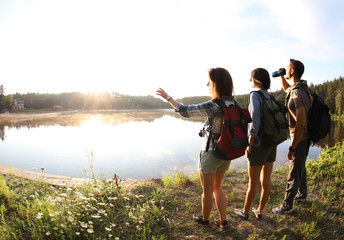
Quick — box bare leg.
[213,171,227,221]
[258,162,274,213]
[199,172,216,221]
[243,165,262,213]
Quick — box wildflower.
[80,222,88,228]
[87,229,94,234]
[136,226,142,230]
[125,222,130,226]
[111,223,116,227]
[90,197,97,202]
[109,234,113,238]
[115,237,120,240]
[37,213,43,219]
[41,167,45,171]
[105,227,111,231]
[49,213,55,217]
[91,215,101,219]
[98,209,106,214]
[66,187,72,191]
[140,209,146,212]
[76,232,80,236]
[125,206,130,209]
[161,206,164,211]
[45,231,51,236]
[88,221,94,225]
[53,227,58,231]
[60,223,66,228]
[97,202,106,206]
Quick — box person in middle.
[234,68,276,219]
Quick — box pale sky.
[0,0,343,98]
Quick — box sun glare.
[82,117,104,129]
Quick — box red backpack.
[206,99,252,160]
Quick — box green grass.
[1,142,344,239]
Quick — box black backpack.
[307,92,331,143]
[293,85,331,144]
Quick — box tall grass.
[0,142,344,239]
[0,174,174,239]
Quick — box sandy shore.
[0,163,87,186]
[0,164,162,189]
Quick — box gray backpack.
[251,91,289,145]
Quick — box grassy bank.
[1,143,344,239]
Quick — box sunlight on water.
[0,111,339,179]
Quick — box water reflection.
[315,120,344,148]
[0,111,342,179]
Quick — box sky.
[0,0,343,98]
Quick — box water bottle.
[272,69,286,77]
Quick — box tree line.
[233,76,344,116]
[0,76,343,115]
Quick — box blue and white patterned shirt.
[175,97,235,151]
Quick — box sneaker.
[214,218,229,229]
[252,207,262,219]
[294,195,308,202]
[234,209,249,220]
[272,206,292,214]
[192,215,210,227]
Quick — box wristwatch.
[289,146,296,152]
[166,96,172,101]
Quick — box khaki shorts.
[199,151,231,174]
[247,144,277,166]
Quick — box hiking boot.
[294,195,308,202]
[234,209,249,220]
[252,207,262,219]
[272,206,292,214]
[214,218,229,229]
[192,215,210,227]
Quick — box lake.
[0,110,342,180]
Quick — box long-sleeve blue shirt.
[249,89,272,147]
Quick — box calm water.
[0,110,341,180]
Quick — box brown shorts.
[246,144,277,166]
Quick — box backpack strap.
[205,99,223,152]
